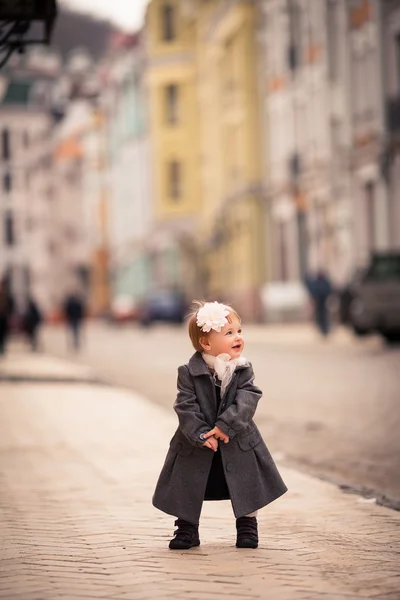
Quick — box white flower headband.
[196,301,230,333]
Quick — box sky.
[60,0,149,31]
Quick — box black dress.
[204,381,231,501]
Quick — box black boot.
[169,519,200,550]
[236,516,258,549]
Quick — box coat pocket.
[170,438,194,457]
[237,428,262,451]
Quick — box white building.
[258,0,393,320]
[348,0,389,265]
[52,99,93,309]
[102,33,153,308]
[258,0,355,319]
[48,48,117,318]
[0,48,62,315]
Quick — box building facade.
[348,0,389,266]
[52,100,92,313]
[195,0,266,321]
[146,0,202,300]
[50,50,114,318]
[260,0,354,279]
[102,33,153,310]
[3,1,396,325]
[0,49,62,315]
[258,0,392,320]
[79,109,110,317]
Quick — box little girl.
[152,300,287,549]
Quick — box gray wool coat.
[152,352,287,524]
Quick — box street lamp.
[0,0,57,68]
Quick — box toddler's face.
[202,315,244,359]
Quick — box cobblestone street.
[1,0,400,597]
[39,322,400,505]
[0,352,399,600]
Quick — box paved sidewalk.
[0,354,399,600]
[0,351,101,383]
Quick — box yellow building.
[195,0,266,321]
[146,1,267,319]
[145,0,202,298]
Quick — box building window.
[278,221,289,281]
[4,211,15,246]
[3,172,12,193]
[23,266,31,289]
[396,33,400,92]
[287,0,302,71]
[2,128,10,160]
[365,181,376,251]
[327,0,339,81]
[165,84,179,124]
[168,160,181,200]
[161,4,175,41]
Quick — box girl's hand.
[203,426,229,444]
[202,435,218,452]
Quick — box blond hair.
[187,300,241,352]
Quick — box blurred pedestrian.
[22,296,43,352]
[63,291,85,350]
[0,278,14,356]
[305,269,334,336]
[152,300,287,550]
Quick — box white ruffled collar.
[202,352,248,397]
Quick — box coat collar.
[187,351,249,377]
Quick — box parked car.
[140,290,186,326]
[346,252,400,343]
[339,267,367,326]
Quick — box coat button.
[226,462,234,472]
[250,439,256,447]
[228,428,235,437]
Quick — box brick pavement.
[0,353,399,600]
